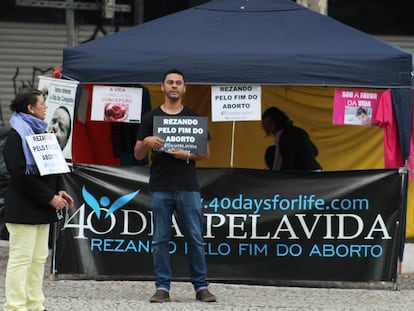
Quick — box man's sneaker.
[196,288,217,302]
[149,289,171,303]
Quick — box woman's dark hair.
[261,106,292,134]
[163,69,185,83]
[10,88,42,113]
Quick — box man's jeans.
[151,191,208,292]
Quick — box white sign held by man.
[153,116,208,154]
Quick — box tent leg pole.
[230,121,235,167]
[395,164,409,290]
[394,261,402,291]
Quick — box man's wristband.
[186,151,191,164]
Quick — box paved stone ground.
[1,240,414,311]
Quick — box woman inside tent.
[262,106,322,171]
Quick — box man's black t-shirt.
[137,106,203,191]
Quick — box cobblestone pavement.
[1,240,414,311]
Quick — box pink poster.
[332,89,385,126]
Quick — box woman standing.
[3,89,74,311]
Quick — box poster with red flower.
[91,85,143,123]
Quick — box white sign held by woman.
[26,133,70,176]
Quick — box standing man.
[134,69,216,303]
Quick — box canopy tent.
[63,0,412,87]
[62,0,413,155]
[60,0,414,236]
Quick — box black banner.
[55,165,403,284]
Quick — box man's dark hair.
[163,69,185,83]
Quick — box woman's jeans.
[151,191,208,292]
[4,223,49,311]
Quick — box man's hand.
[165,149,190,161]
[143,136,165,150]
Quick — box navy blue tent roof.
[62,0,412,87]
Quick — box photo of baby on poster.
[344,106,373,125]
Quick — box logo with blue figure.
[82,185,140,219]
[63,185,141,239]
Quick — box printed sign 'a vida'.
[91,85,143,123]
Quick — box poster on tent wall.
[90,85,143,123]
[54,165,403,285]
[211,85,262,121]
[332,89,385,126]
[38,76,79,160]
